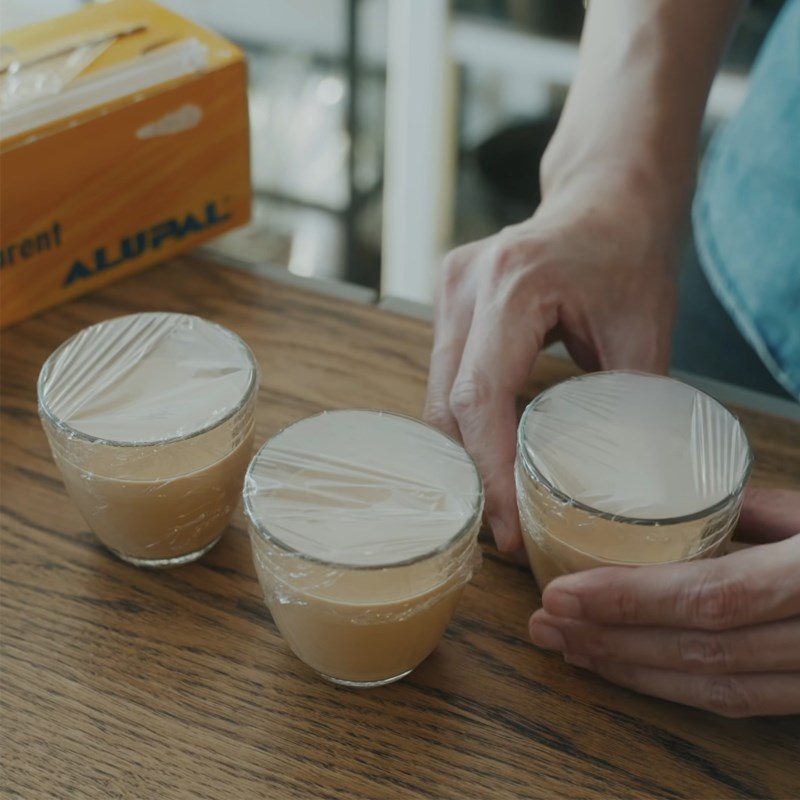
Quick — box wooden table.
[2,256,799,800]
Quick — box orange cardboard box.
[0,0,251,327]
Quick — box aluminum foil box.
[0,0,251,328]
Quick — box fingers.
[533,538,800,717]
[449,247,558,552]
[424,249,478,440]
[529,611,800,673]
[596,276,675,375]
[565,661,800,718]
[424,238,560,554]
[737,486,800,543]
[542,535,800,629]
[449,369,520,553]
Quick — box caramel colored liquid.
[516,461,738,591]
[251,528,479,684]
[47,421,253,563]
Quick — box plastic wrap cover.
[244,410,484,622]
[38,312,258,447]
[515,371,751,579]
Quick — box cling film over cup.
[514,371,752,591]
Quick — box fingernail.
[565,653,592,670]
[543,588,582,619]
[488,515,508,548]
[529,622,566,652]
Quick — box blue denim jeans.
[691,0,800,401]
[671,236,795,401]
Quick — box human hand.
[736,486,800,543]
[529,489,800,717]
[424,169,677,554]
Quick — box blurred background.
[0,0,786,305]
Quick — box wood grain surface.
[2,255,799,800]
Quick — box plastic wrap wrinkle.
[520,371,750,519]
[244,410,482,567]
[40,312,255,444]
[252,531,482,624]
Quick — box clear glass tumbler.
[244,410,484,687]
[515,372,752,590]
[38,312,258,567]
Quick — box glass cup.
[515,371,752,590]
[243,410,484,687]
[38,312,258,567]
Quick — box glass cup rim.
[37,312,259,449]
[517,370,753,527]
[243,408,485,571]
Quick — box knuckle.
[487,243,519,284]
[487,235,548,279]
[684,574,751,630]
[518,233,550,265]
[704,676,753,718]
[440,250,468,294]
[491,238,558,298]
[608,582,641,624]
[580,630,611,659]
[502,229,551,265]
[678,632,731,672]
[449,373,492,421]
[423,397,452,430]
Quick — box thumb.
[736,486,800,543]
